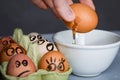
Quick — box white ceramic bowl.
[53,29,120,77]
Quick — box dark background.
[0,0,120,36]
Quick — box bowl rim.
[53,29,120,49]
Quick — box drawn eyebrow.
[46,57,57,71]
[61,58,65,62]
[46,59,49,64]
[57,58,65,71]
[46,57,56,64]
[54,58,56,62]
[50,57,52,62]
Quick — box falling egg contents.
[64,3,98,44]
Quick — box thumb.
[53,0,75,22]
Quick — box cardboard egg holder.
[0,28,72,80]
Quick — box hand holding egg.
[63,3,98,44]
[64,3,98,33]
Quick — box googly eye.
[16,47,24,54]
[46,43,54,51]
[37,39,45,45]
[2,40,8,46]
[15,60,21,68]
[29,35,36,41]
[6,48,14,56]
[37,35,42,40]
[22,60,28,66]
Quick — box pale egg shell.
[37,39,58,57]
[38,51,69,73]
[6,54,36,77]
[0,43,26,64]
[28,32,43,43]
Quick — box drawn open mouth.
[17,70,30,77]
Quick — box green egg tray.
[0,28,72,80]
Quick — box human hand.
[31,0,95,22]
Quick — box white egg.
[28,32,43,43]
[37,39,58,57]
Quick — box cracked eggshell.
[64,3,98,33]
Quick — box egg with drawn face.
[37,39,58,57]
[28,32,43,43]
[0,36,15,52]
[7,54,36,77]
[38,51,69,73]
[0,43,26,64]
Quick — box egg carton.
[0,62,72,80]
[0,28,72,80]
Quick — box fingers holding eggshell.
[64,3,98,33]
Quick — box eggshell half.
[64,3,98,33]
